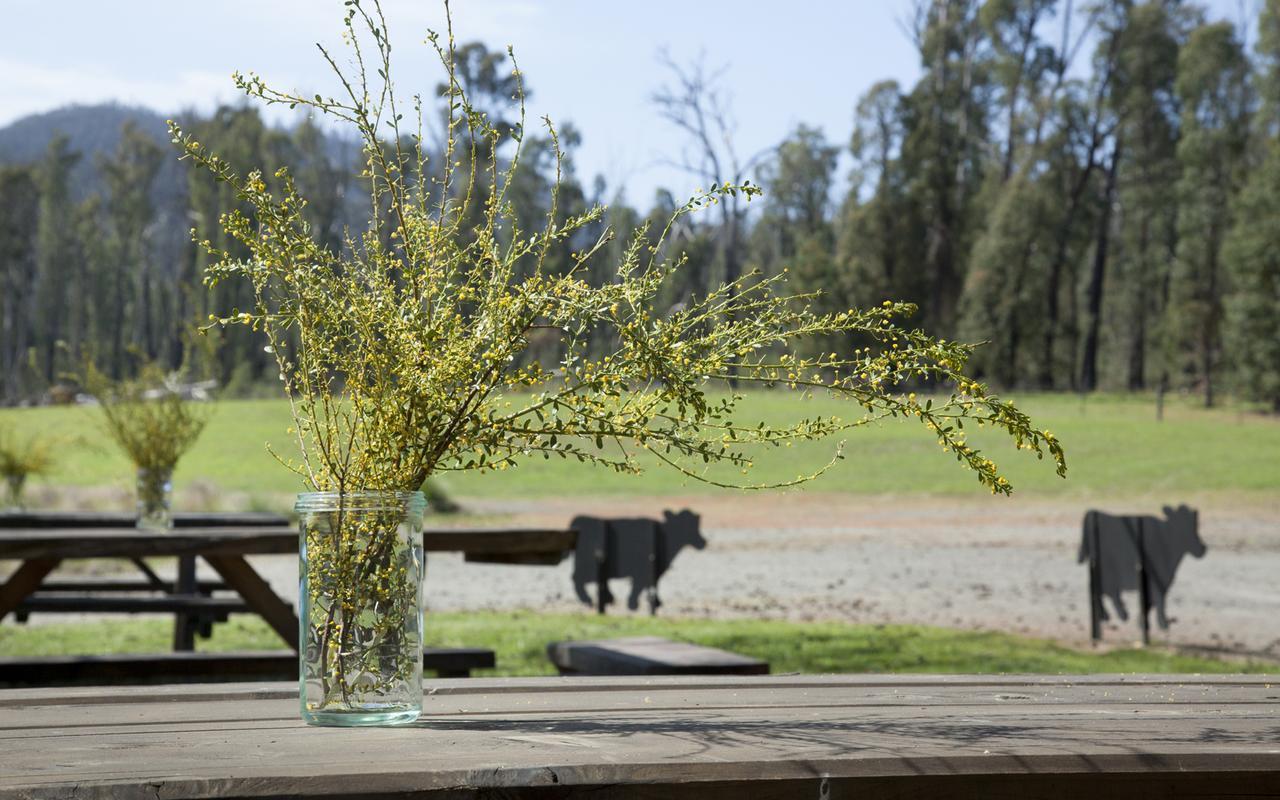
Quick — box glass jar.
[135,467,174,531]
[4,474,26,509]
[296,491,426,726]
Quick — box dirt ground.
[10,492,1280,660]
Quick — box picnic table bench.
[1,673,1276,798]
[548,635,769,675]
[0,647,496,686]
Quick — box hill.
[0,103,177,201]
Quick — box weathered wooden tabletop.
[0,526,576,560]
[1,674,1277,799]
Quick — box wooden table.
[0,523,577,650]
[0,674,1277,798]
[0,526,301,649]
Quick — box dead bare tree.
[651,51,768,302]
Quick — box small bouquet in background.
[0,425,54,509]
[85,362,210,530]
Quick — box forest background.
[2,0,1279,414]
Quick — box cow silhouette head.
[662,509,706,551]
[1162,505,1207,558]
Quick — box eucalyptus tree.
[652,53,764,306]
[288,118,350,255]
[753,125,839,277]
[1107,1,1187,391]
[981,0,1060,181]
[1168,21,1251,407]
[99,122,165,368]
[899,0,992,333]
[1222,0,1280,411]
[1078,1,1130,392]
[750,126,841,358]
[959,172,1052,385]
[0,166,39,403]
[837,80,915,311]
[182,106,291,386]
[32,136,80,385]
[175,0,1066,503]
[960,0,1061,386]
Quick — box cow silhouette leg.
[647,586,661,616]
[596,580,614,614]
[573,578,592,606]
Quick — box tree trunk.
[1081,140,1122,392]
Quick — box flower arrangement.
[170,0,1066,724]
[85,362,209,529]
[0,424,54,509]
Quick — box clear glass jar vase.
[296,491,426,726]
[4,474,26,510]
[135,467,174,531]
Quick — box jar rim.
[294,490,427,514]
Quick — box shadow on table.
[412,712,1163,761]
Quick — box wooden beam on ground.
[422,647,494,678]
[547,636,769,676]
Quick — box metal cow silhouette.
[1078,505,1207,642]
[569,510,706,614]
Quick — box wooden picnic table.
[0,511,577,559]
[0,519,576,651]
[0,525,301,649]
[0,673,1277,798]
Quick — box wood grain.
[1,675,1277,798]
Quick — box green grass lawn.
[2,391,1277,501]
[0,613,1264,675]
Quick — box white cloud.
[0,56,247,125]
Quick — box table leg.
[0,559,61,621]
[203,554,299,651]
[172,555,198,651]
[129,558,165,588]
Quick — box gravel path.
[12,493,1280,659]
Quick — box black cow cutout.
[1078,505,1207,642]
[569,510,706,614]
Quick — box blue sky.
[2,0,1256,206]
